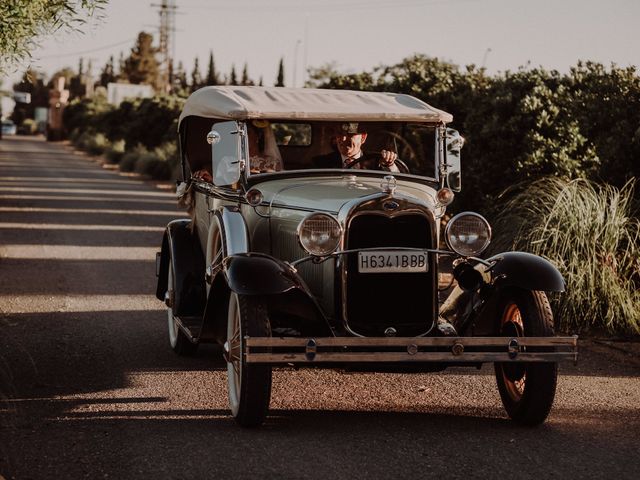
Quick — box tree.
[191,57,202,91]
[0,0,106,74]
[116,51,127,81]
[229,64,238,85]
[275,58,285,87]
[174,61,188,93]
[69,57,86,99]
[241,63,252,85]
[205,51,219,86]
[98,56,116,88]
[122,32,160,88]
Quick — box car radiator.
[344,214,435,337]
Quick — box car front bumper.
[244,336,578,365]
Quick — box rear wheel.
[494,288,558,426]
[225,292,272,427]
[167,260,198,356]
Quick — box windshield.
[246,120,437,179]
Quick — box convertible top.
[178,86,453,127]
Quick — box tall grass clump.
[491,177,640,336]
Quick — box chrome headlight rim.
[296,212,343,257]
[445,211,492,257]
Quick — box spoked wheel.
[494,287,558,426]
[167,261,198,356]
[225,292,272,427]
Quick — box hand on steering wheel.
[345,151,410,173]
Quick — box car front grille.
[344,213,435,337]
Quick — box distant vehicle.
[1,120,17,135]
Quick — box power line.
[180,0,475,13]
[38,38,136,59]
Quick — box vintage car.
[156,86,577,427]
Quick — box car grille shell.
[343,212,436,337]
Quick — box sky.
[4,0,640,88]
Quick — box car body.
[156,86,577,427]
[1,120,17,135]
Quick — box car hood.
[250,174,439,213]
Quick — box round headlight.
[297,213,342,256]
[445,212,492,256]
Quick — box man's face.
[334,133,367,158]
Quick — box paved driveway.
[1,137,639,479]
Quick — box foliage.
[205,51,219,86]
[104,139,125,164]
[0,0,106,74]
[66,94,182,180]
[491,178,640,335]
[98,55,117,88]
[560,61,640,187]
[229,64,238,86]
[308,55,640,213]
[241,63,252,86]
[276,58,285,87]
[191,57,203,91]
[122,31,159,88]
[174,61,189,93]
[62,95,110,135]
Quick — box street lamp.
[293,39,302,88]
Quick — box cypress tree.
[229,64,238,85]
[275,57,285,87]
[205,50,218,85]
[191,57,202,91]
[241,62,251,85]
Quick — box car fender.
[156,219,207,317]
[487,251,565,292]
[441,252,564,336]
[201,252,332,343]
[215,206,249,257]
[222,252,304,295]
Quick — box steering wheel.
[345,152,410,174]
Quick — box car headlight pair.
[297,211,491,258]
[445,212,492,256]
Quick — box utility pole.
[151,0,177,93]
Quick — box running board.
[244,336,578,365]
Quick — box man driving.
[313,122,399,171]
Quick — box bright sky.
[6,0,640,87]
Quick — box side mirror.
[208,121,241,187]
[445,128,464,192]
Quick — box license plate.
[358,251,429,273]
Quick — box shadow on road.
[2,137,639,480]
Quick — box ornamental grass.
[490,177,640,336]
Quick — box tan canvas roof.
[178,86,452,127]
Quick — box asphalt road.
[1,136,639,480]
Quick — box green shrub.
[491,177,640,336]
[132,144,176,180]
[86,132,108,156]
[119,145,147,172]
[105,139,126,164]
[20,118,36,134]
[72,129,95,150]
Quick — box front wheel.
[225,292,272,427]
[167,260,198,356]
[494,288,558,426]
